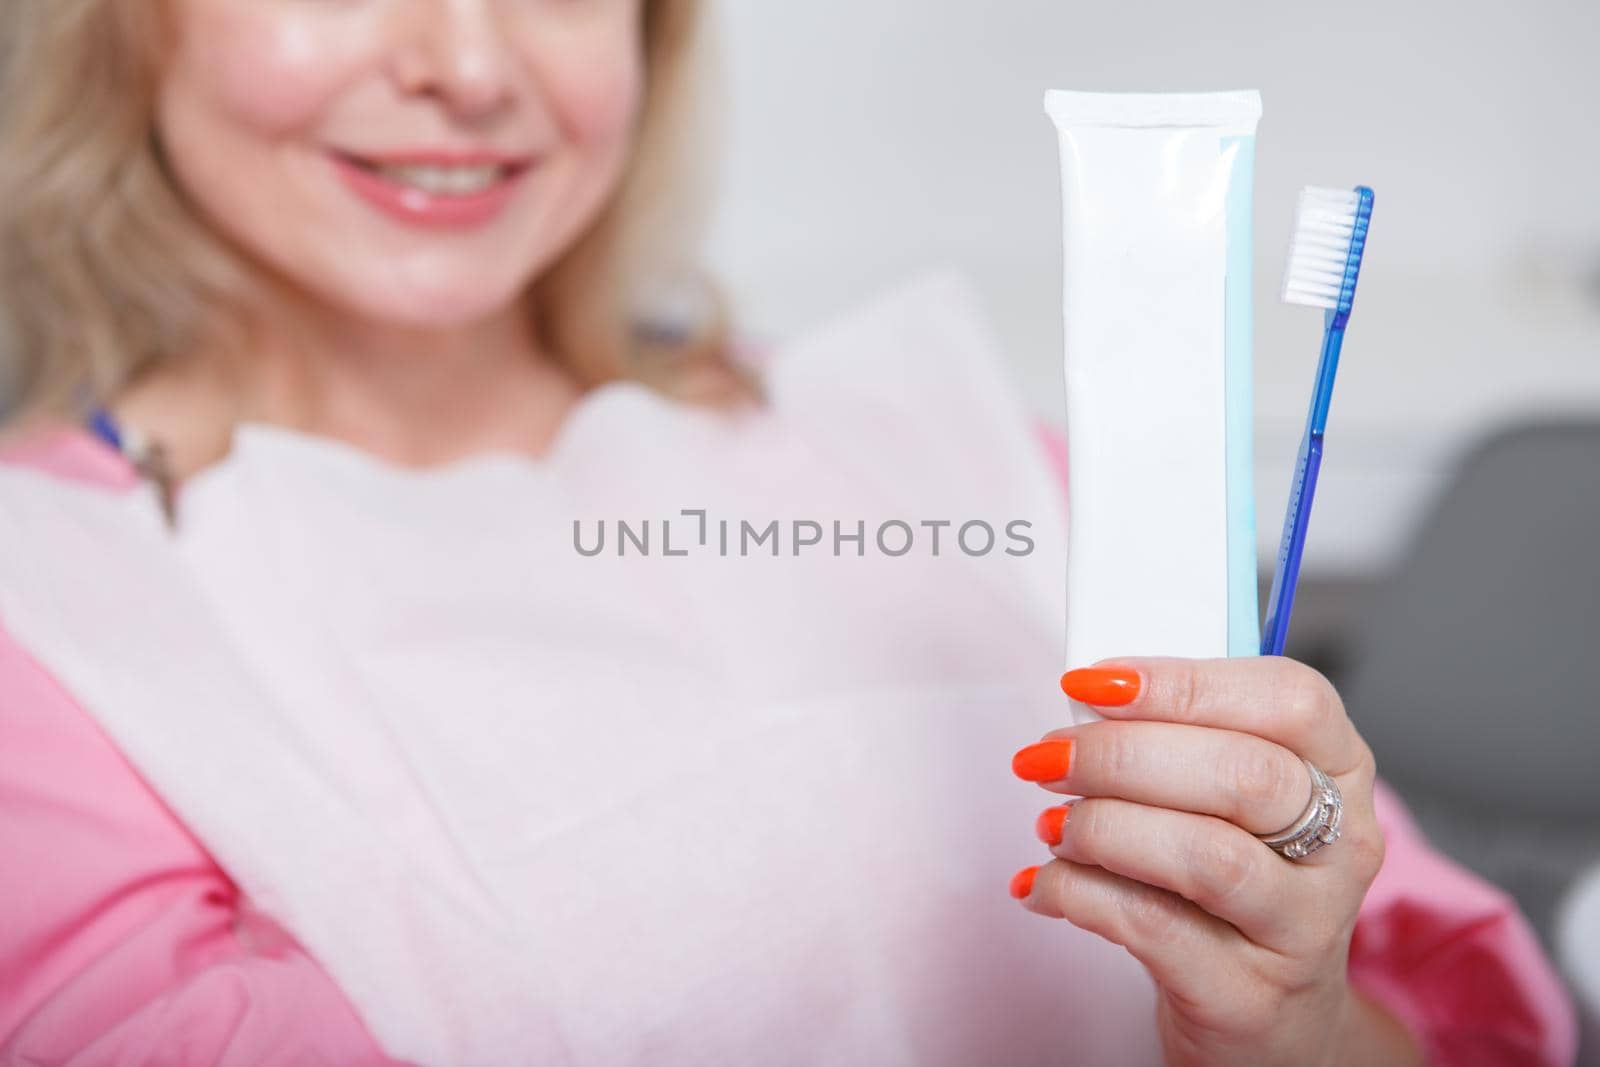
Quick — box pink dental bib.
[0,274,1161,1065]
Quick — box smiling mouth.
[333,151,532,198]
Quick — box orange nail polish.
[1035,804,1071,846]
[1011,739,1075,783]
[1060,666,1141,707]
[1009,865,1039,899]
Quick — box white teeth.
[373,164,506,196]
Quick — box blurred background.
[705,0,1600,1055]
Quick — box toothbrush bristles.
[1282,186,1363,310]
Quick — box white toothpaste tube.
[1044,90,1262,719]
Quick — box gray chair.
[1338,419,1600,1061]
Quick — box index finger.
[1058,656,1369,776]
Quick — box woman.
[0,1,1575,1064]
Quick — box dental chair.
[1337,419,1600,1063]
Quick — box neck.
[110,290,587,482]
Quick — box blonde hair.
[0,0,748,433]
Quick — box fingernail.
[1009,865,1039,899]
[1011,739,1075,783]
[1060,666,1141,707]
[1035,804,1071,846]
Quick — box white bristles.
[1281,186,1362,309]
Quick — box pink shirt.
[0,426,1577,1065]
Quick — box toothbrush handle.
[1261,432,1324,656]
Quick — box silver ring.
[1255,759,1343,861]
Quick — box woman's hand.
[1009,657,1422,1067]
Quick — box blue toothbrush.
[1261,185,1374,656]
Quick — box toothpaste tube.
[1044,90,1262,720]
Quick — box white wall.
[704,1,1600,574]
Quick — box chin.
[331,272,535,331]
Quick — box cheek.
[539,33,645,160]
[576,64,643,149]
[163,3,362,137]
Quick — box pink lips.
[327,148,534,229]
